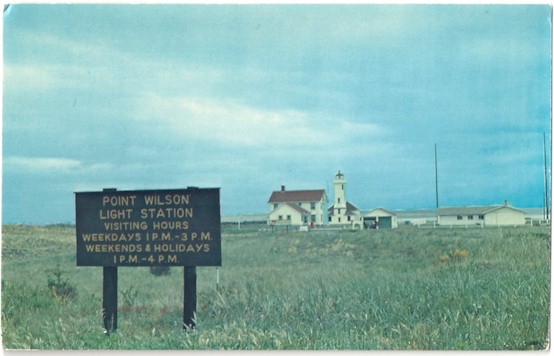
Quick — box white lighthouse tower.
[333,170,347,214]
[328,170,362,227]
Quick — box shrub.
[46,264,77,303]
[149,266,171,276]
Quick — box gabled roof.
[365,208,396,217]
[268,189,327,203]
[284,203,310,215]
[438,205,526,216]
[271,203,310,216]
[328,202,360,216]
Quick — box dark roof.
[328,202,360,216]
[268,189,326,203]
[438,205,525,216]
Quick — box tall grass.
[1,224,550,350]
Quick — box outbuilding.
[364,208,398,229]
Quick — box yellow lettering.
[102,195,137,207]
[201,232,211,241]
[99,208,133,220]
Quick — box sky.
[2,3,552,224]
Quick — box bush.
[149,266,171,276]
[46,264,77,303]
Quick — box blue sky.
[3,4,551,224]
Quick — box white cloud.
[3,65,59,91]
[4,156,82,172]
[133,93,384,150]
[4,156,114,174]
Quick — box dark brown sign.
[75,188,221,267]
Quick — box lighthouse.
[328,170,362,227]
[333,170,347,213]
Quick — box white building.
[364,208,398,229]
[327,171,363,229]
[437,202,526,227]
[268,186,328,226]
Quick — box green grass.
[1,224,550,350]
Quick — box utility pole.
[435,144,439,210]
[543,132,549,220]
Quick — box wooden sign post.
[75,187,221,333]
[103,266,118,332]
[183,267,197,329]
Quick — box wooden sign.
[75,187,221,332]
[75,188,221,267]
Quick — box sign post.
[75,187,221,332]
[183,266,197,329]
[103,266,118,333]
[101,188,118,333]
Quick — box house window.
[457,215,463,220]
[347,216,351,222]
[478,215,484,220]
[286,215,291,220]
[338,217,341,223]
[338,198,341,203]
[298,202,302,207]
[311,214,316,222]
[338,209,341,214]
[311,202,316,210]
[278,215,283,220]
[468,215,474,220]
[304,216,308,223]
[274,204,278,209]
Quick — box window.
[273,204,278,209]
[457,215,463,220]
[310,202,316,210]
[338,198,341,203]
[286,215,291,220]
[338,217,341,223]
[298,202,302,207]
[468,215,474,220]
[478,215,484,220]
[347,216,351,222]
[338,209,341,214]
[311,214,316,222]
[304,216,308,223]
[278,215,283,220]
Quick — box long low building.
[438,202,526,227]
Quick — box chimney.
[504,200,509,206]
[281,185,285,192]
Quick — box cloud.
[4,156,81,172]
[133,93,384,150]
[2,64,59,91]
[4,156,113,174]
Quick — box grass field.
[1,224,550,350]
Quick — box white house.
[364,208,398,229]
[437,202,526,227]
[268,186,328,226]
[328,171,363,229]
